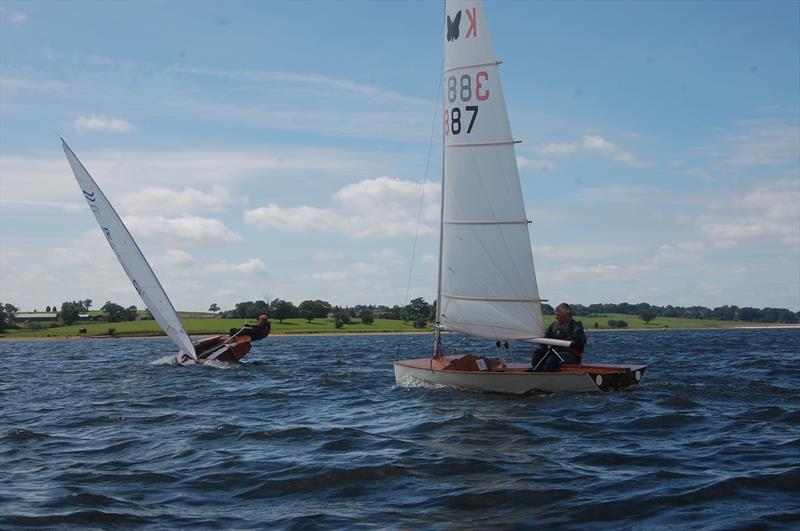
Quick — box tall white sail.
[438,0,545,341]
[62,140,197,359]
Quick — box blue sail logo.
[83,190,96,202]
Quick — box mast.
[434,0,447,357]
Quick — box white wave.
[150,354,178,365]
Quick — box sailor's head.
[258,314,269,322]
[554,303,571,324]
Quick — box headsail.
[438,0,545,341]
[61,140,197,359]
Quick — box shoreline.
[1,324,797,342]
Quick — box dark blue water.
[2,329,798,529]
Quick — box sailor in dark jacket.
[229,314,271,341]
[531,303,586,371]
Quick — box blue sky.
[1,0,798,313]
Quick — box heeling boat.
[394,0,646,393]
[61,140,251,366]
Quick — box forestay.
[62,140,197,359]
[438,0,545,341]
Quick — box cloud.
[204,258,267,275]
[153,249,195,267]
[696,181,800,248]
[167,66,428,107]
[582,135,644,167]
[244,204,331,232]
[368,248,405,265]
[517,156,555,172]
[312,250,345,263]
[73,114,133,132]
[713,121,800,166]
[0,147,378,216]
[120,185,233,216]
[532,135,645,167]
[125,216,243,246]
[11,10,27,24]
[245,176,440,238]
[535,142,577,156]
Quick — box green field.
[0,312,770,339]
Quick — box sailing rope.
[396,59,443,362]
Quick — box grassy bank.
[0,313,784,340]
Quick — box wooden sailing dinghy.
[61,140,251,366]
[394,0,646,394]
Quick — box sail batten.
[62,140,197,360]
[439,0,544,341]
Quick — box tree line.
[1,298,797,332]
[215,297,435,328]
[546,302,799,324]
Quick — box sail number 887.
[444,71,489,136]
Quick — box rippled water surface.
[2,329,799,529]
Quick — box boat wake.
[150,355,178,366]
[394,373,447,390]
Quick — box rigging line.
[402,57,443,311]
[396,58,443,362]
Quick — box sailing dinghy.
[61,140,251,366]
[394,0,646,393]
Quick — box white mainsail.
[438,0,545,341]
[62,140,197,359]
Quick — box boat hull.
[394,356,646,394]
[176,335,252,366]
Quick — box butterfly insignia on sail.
[446,11,461,42]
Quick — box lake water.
[1,328,798,529]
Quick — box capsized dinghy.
[394,0,646,394]
[61,139,252,366]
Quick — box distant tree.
[607,319,628,328]
[298,300,330,323]
[0,303,19,330]
[405,297,431,322]
[298,301,316,323]
[81,299,93,312]
[46,306,51,312]
[736,307,760,322]
[639,308,657,324]
[413,316,428,329]
[270,299,297,323]
[360,310,374,325]
[101,302,136,322]
[142,308,154,320]
[333,306,351,324]
[208,303,220,314]
[334,317,344,329]
[60,301,82,325]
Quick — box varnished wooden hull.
[175,335,252,366]
[394,355,646,394]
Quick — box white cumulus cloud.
[533,135,644,167]
[73,114,133,132]
[245,176,440,238]
[204,258,267,275]
[126,216,243,246]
